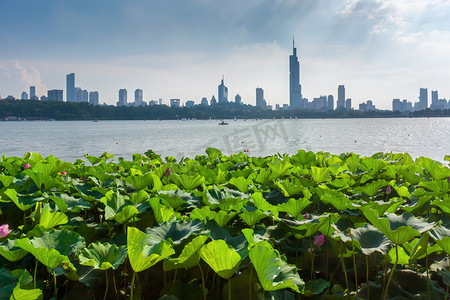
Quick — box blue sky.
[1,0,450,109]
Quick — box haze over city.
[1,0,450,110]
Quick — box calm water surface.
[0,118,449,163]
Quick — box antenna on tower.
[293,36,295,49]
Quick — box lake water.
[0,118,449,163]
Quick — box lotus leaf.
[79,242,127,270]
[163,235,208,271]
[145,220,204,246]
[39,205,68,229]
[127,227,175,273]
[351,224,391,255]
[0,239,28,262]
[199,240,241,279]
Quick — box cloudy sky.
[1,0,450,109]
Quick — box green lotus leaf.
[367,199,403,217]
[0,239,28,262]
[254,169,272,185]
[275,178,305,197]
[363,207,433,245]
[239,206,269,227]
[114,205,139,224]
[386,246,410,265]
[360,157,386,176]
[10,285,43,300]
[320,191,352,211]
[228,176,252,193]
[24,168,61,191]
[199,240,241,279]
[357,180,389,197]
[159,189,201,208]
[277,197,311,219]
[0,268,18,300]
[417,156,450,181]
[0,175,14,188]
[419,180,449,194]
[124,172,154,190]
[437,269,450,286]
[205,147,222,160]
[49,192,91,213]
[351,224,391,255]
[203,185,248,210]
[145,220,204,246]
[3,189,41,211]
[393,185,411,198]
[15,239,69,270]
[190,206,236,227]
[430,226,450,254]
[79,242,127,270]
[127,227,175,273]
[291,150,316,167]
[170,174,205,190]
[431,198,450,214]
[129,190,149,204]
[310,166,331,183]
[148,198,176,224]
[249,241,304,293]
[100,190,126,220]
[303,278,330,296]
[268,159,293,177]
[39,205,68,229]
[283,214,330,237]
[163,235,208,271]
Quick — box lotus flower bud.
[314,234,325,247]
[60,171,66,175]
[82,175,86,182]
[23,163,31,170]
[0,224,11,238]
[386,185,392,195]
[165,168,171,176]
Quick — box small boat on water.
[219,120,229,125]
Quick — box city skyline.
[2,1,450,109]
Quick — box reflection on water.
[0,118,449,163]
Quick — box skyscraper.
[218,76,228,103]
[431,90,438,106]
[419,88,428,110]
[117,89,127,106]
[345,98,352,110]
[135,89,143,106]
[30,86,36,99]
[235,94,241,104]
[89,91,99,105]
[327,95,334,111]
[21,92,28,100]
[47,89,63,101]
[289,38,302,108]
[337,85,345,109]
[256,87,265,108]
[66,73,75,102]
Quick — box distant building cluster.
[2,40,450,112]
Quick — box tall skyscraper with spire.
[218,76,228,103]
[289,38,302,108]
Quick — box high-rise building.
[327,95,334,111]
[256,87,266,108]
[289,38,302,108]
[47,89,63,101]
[185,100,195,108]
[81,90,88,102]
[337,85,345,109]
[210,95,217,106]
[89,91,99,105]
[170,99,180,107]
[431,90,438,106]
[419,88,428,110]
[75,87,82,102]
[134,89,143,106]
[21,92,28,100]
[66,73,75,102]
[117,89,127,106]
[345,98,352,110]
[235,94,241,104]
[218,76,228,103]
[30,86,36,99]
[201,97,209,106]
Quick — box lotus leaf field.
[0,149,449,300]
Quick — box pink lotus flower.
[304,213,310,220]
[314,234,325,247]
[23,163,31,169]
[0,224,11,238]
[164,168,171,176]
[386,185,392,195]
[117,166,120,171]
[81,175,86,182]
[40,183,45,190]
[60,171,66,175]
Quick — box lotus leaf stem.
[366,255,370,300]
[103,270,109,300]
[249,267,253,300]
[228,278,231,300]
[351,234,358,299]
[339,247,349,297]
[426,249,430,300]
[33,260,38,288]
[53,270,57,299]
[384,244,398,300]
[445,259,449,300]
[171,269,178,293]
[198,264,207,300]
[112,270,118,297]
[130,271,136,300]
